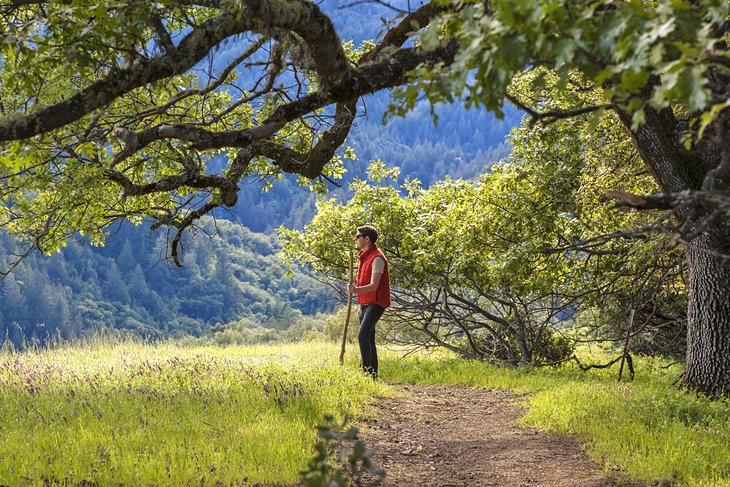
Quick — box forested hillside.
[0,219,331,346]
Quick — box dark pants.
[358,304,385,378]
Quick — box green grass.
[4,340,728,486]
[0,340,389,486]
[379,348,730,487]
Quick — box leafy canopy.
[403,0,728,132]
[0,1,450,264]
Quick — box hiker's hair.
[357,225,379,243]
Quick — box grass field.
[1,340,728,486]
[0,340,388,486]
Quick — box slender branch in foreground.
[544,354,634,381]
[506,94,611,126]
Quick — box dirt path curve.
[358,384,645,487]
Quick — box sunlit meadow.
[2,339,729,486]
[0,340,388,486]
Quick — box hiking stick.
[339,248,354,365]
[618,309,635,382]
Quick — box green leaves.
[299,415,383,487]
[404,0,729,131]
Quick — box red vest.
[357,245,391,308]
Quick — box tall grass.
[379,348,730,486]
[0,339,388,486]
[4,338,728,486]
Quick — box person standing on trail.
[348,225,391,379]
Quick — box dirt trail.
[359,384,645,487]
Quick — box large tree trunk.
[618,105,730,396]
[683,226,730,396]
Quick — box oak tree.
[405,0,729,395]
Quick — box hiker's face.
[355,232,368,249]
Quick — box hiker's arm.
[353,270,382,293]
[349,258,384,293]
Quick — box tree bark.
[682,225,730,396]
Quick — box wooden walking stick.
[618,309,635,382]
[339,248,354,365]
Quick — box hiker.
[348,225,391,379]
